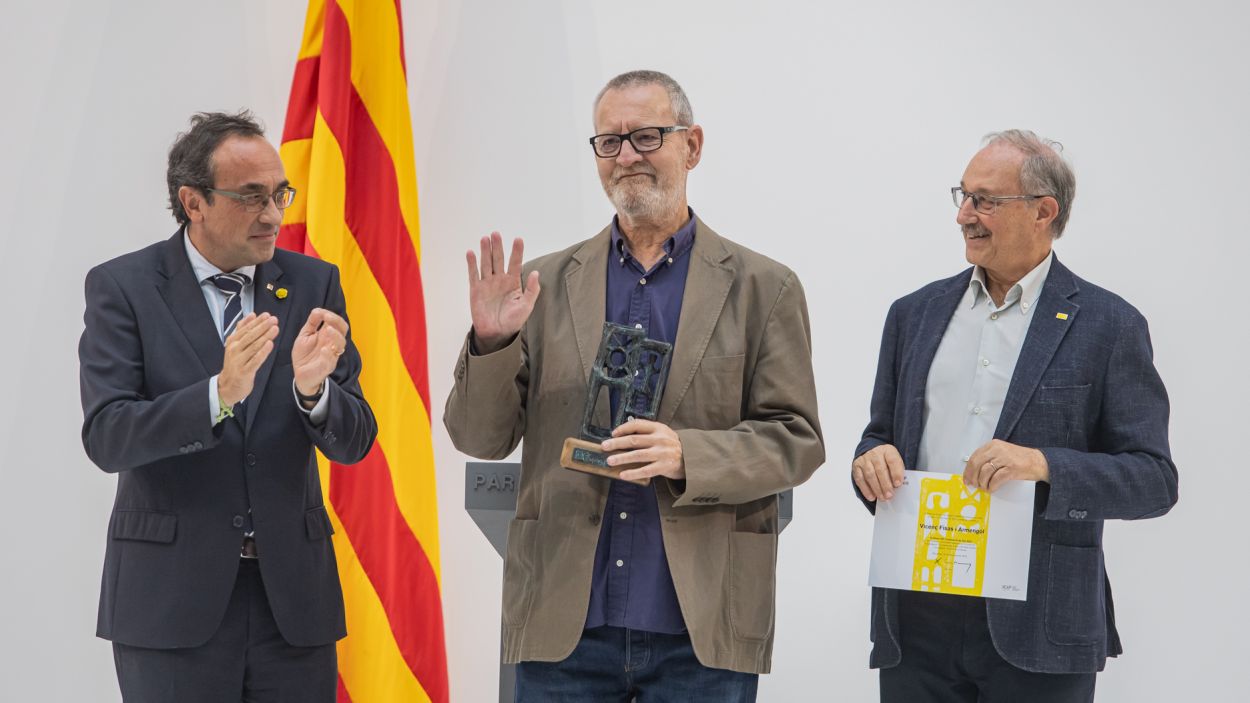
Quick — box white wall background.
[2,1,1246,700]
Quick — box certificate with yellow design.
[868,470,1034,601]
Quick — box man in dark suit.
[852,130,1178,702]
[79,111,377,702]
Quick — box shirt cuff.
[293,380,330,425]
[210,375,222,426]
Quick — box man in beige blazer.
[445,70,824,702]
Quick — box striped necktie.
[209,272,250,340]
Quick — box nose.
[955,197,979,226]
[258,195,283,226]
[615,139,643,167]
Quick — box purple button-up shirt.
[584,210,696,635]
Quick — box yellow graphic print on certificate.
[911,474,990,596]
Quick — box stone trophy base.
[560,437,651,486]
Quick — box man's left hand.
[963,439,1049,493]
[603,419,685,482]
[292,308,349,399]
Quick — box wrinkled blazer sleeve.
[1040,311,1177,521]
[80,265,221,473]
[673,271,825,506]
[299,264,377,465]
[443,329,530,460]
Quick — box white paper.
[868,470,1035,601]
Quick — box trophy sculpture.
[560,322,673,486]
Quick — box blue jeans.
[515,625,759,702]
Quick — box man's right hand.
[466,232,541,354]
[852,443,906,501]
[218,312,279,407]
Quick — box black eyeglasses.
[206,186,297,212]
[951,187,1047,215]
[589,126,688,158]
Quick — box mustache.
[962,224,990,238]
[611,167,656,183]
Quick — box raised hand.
[219,312,280,407]
[466,232,541,354]
[292,308,349,399]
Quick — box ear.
[683,124,704,170]
[1035,195,1059,234]
[179,185,206,223]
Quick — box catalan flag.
[277,1,448,701]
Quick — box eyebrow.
[232,180,290,192]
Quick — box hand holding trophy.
[561,322,673,486]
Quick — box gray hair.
[983,129,1076,238]
[594,70,694,126]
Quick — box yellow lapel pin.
[1056,312,1069,320]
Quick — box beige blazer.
[444,218,824,674]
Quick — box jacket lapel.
[901,272,969,466]
[566,229,611,383]
[659,219,734,423]
[246,257,291,435]
[156,231,224,376]
[994,257,1080,439]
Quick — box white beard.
[606,176,682,221]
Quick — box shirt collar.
[183,229,257,284]
[969,250,1054,313]
[610,207,697,266]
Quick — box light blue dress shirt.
[182,233,328,426]
[917,252,1054,473]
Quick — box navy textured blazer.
[855,256,1177,674]
[79,231,377,649]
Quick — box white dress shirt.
[917,252,1054,473]
[182,233,328,426]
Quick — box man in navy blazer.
[79,111,376,701]
[852,130,1177,702]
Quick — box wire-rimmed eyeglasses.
[206,186,298,212]
[951,187,1049,215]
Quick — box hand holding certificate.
[869,470,1035,601]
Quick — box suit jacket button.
[246,453,257,467]
[1068,509,1079,519]
[232,515,245,528]
[193,441,203,451]
[179,445,188,454]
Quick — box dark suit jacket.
[79,230,377,649]
[855,256,1177,674]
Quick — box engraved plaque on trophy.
[560,322,673,486]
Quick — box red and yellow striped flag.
[277,1,448,701]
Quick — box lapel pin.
[266,283,274,291]
[275,287,288,300]
[1055,312,1069,320]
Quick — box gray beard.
[607,181,681,221]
